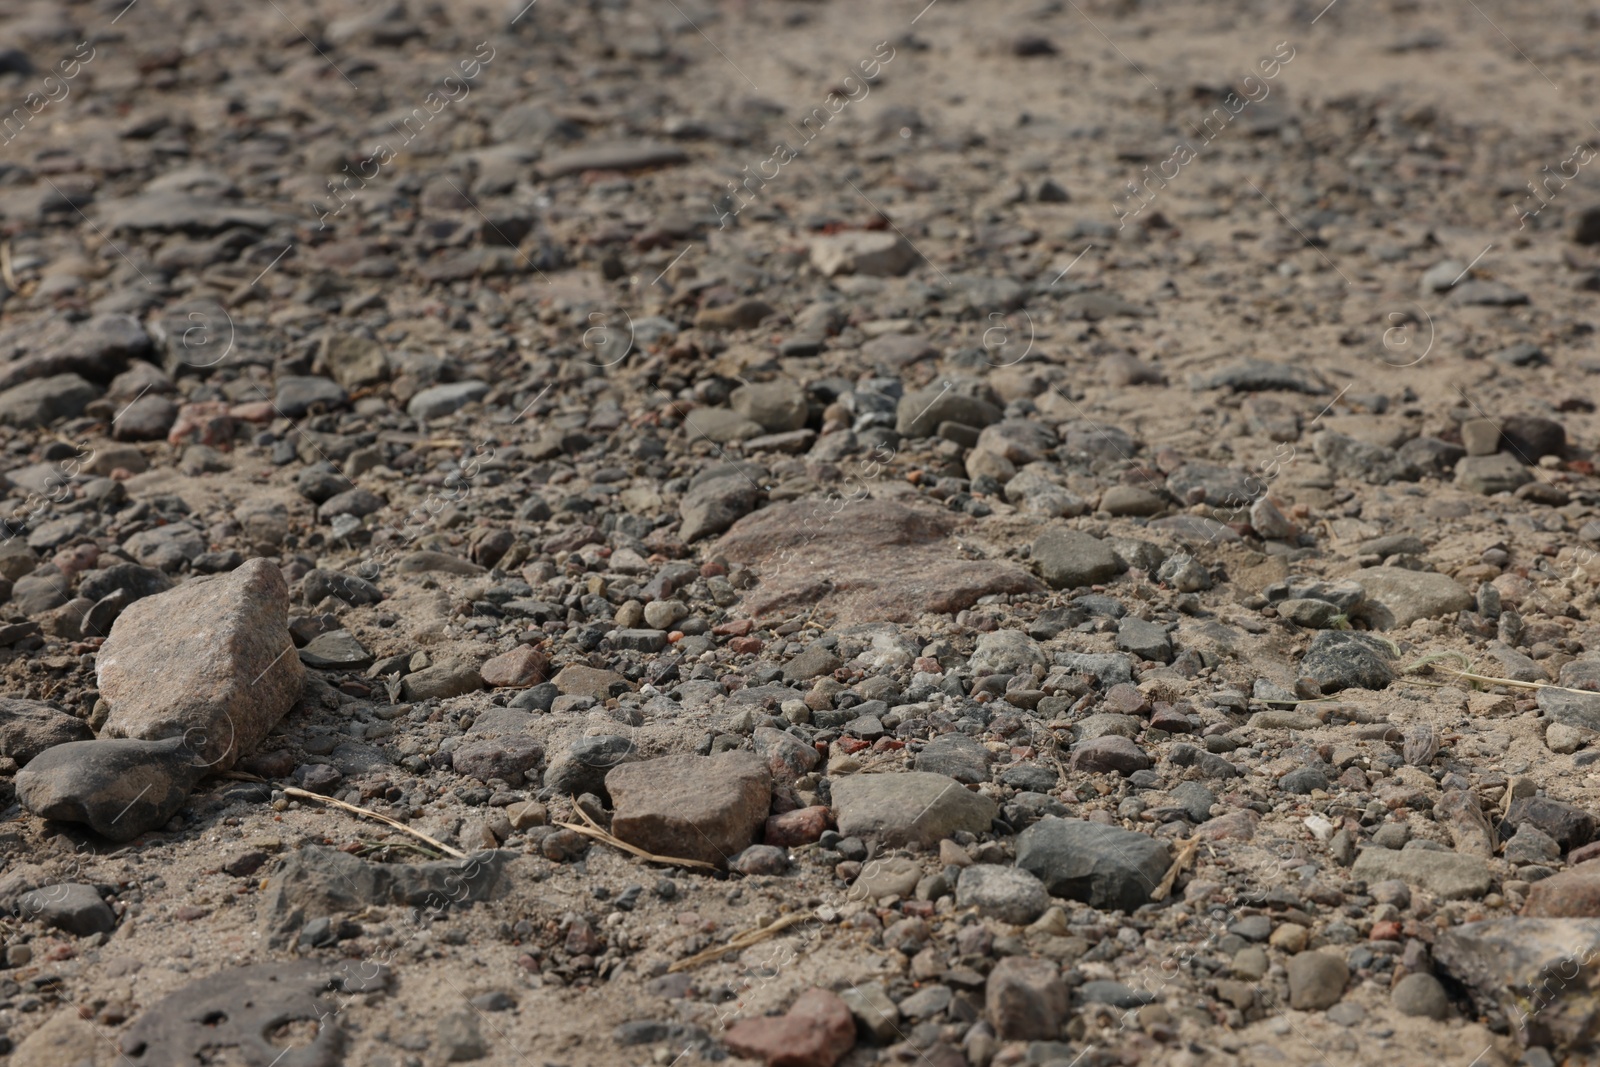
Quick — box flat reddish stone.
[607,752,771,867]
[728,636,762,653]
[764,806,831,848]
[723,988,855,1067]
[480,645,547,688]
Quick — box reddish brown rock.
[1523,865,1600,917]
[166,400,233,446]
[1069,736,1151,775]
[986,956,1069,1040]
[765,806,831,848]
[715,497,1042,624]
[606,752,772,867]
[480,645,548,688]
[97,558,303,769]
[1193,809,1260,842]
[723,988,855,1067]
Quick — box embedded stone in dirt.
[1014,817,1171,911]
[1522,864,1600,917]
[1350,847,1492,900]
[1287,951,1348,1009]
[956,864,1051,924]
[810,230,916,277]
[97,557,303,769]
[1299,631,1397,692]
[830,771,998,848]
[716,497,1041,624]
[605,751,772,867]
[1352,567,1473,629]
[0,698,93,765]
[15,736,204,841]
[119,960,386,1066]
[723,987,856,1067]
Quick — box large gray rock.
[1300,630,1396,692]
[0,373,101,428]
[18,883,115,936]
[896,388,1002,437]
[16,737,205,841]
[1352,567,1473,629]
[606,752,772,868]
[1032,529,1124,590]
[0,698,93,764]
[98,558,303,769]
[830,771,998,847]
[1015,817,1171,911]
[1435,918,1600,1052]
[1350,847,1492,900]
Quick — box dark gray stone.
[1015,817,1171,911]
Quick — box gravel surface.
[0,1,1599,1065]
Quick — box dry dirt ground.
[2,0,1600,1065]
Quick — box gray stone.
[840,982,901,1043]
[406,380,489,419]
[1435,918,1600,1052]
[1300,630,1396,692]
[274,375,347,417]
[956,864,1050,924]
[830,771,998,848]
[1353,567,1473,629]
[1392,973,1451,1019]
[1033,529,1124,590]
[1287,951,1348,1009]
[17,883,116,936]
[1277,598,1343,628]
[915,734,994,784]
[538,140,687,179]
[1070,736,1151,775]
[896,388,1002,438]
[1116,617,1173,663]
[1015,817,1171,911]
[298,630,373,670]
[16,736,205,841]
[783,643,843,682]
[1454,453,1533,495]
[452,739,543,786]
[0,373,101,428]
[401,662,483,701]
[1281,767,1329,794]
[1351,847,1492,899]
[679,471,759,542]
[1539,686,1600,732]
[730,381,807,433]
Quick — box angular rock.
[680,472,759,543]
[98,558,302,769]
[606,752,771,867]
[1015,817,1171,911]
[914,734,994,784]
[985,956,1069,1041]
[1070,736,1151,775]
[297,630,373,670]
[724,988,856,1067]
[1435,918,1600,1052]
[1523,865,1600,918]
[400,661,483,701]
[1455,453,1533,495]
[896,388,1002,437]
[1116,617,1173,663]
[830,771,998,848]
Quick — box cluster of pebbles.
[4,0,1600,1065]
